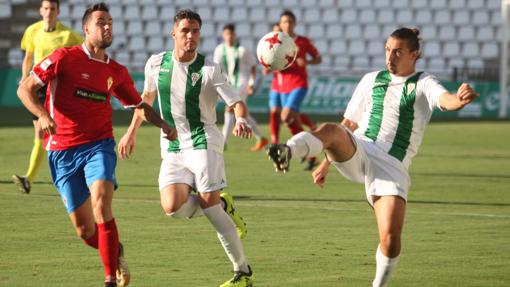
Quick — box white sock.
[203,204,249,273]
[222,112,236,144]
[166,194,203,219]
[247,115,262,140]
[286,132,323,160]
[372,245,400,287]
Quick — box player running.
[12,0,83,194]
[267,28,479,287]
[214,23,268,151]
[16,3,174,286]
[117,10,254,287]
[267,11,321,170]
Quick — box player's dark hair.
[174,9,202,28]
[390,27,422,58]
[223,23,235,32]
[41,0,59,9]
[280,10,296,22]
[82,2,109,27]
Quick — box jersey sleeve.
[344,74,371,123]
[213,45,222,65]
[113,68,143,109]
[31,48,66,86]
[244,48,257,67]
[211,63,241,106]
[419,73,448,111]
[20,25,35,52]
[305,38,320,58]
[143,56,157,93]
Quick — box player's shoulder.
[361,70,382,82]
[202,54,218,68]
[417,71,436,81]
[147,51,167,65]
[24,20,44,34]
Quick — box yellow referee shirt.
[20,20,83,64]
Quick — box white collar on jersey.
[81,43,110,64]
[390,71,420,83]
[172,51,197,65]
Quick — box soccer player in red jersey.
[267,11,322,170]
[16,3,175,287]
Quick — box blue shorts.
[268,88,308,112]
[48,138,117,214]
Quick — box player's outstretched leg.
[220,192,247,239]
[220,265,255,287]
[267,144,292,173]
[202,197,252,286]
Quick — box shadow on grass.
[2,181,508,207]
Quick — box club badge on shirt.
[191,72,201,87]
[107,76,113,90]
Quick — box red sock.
[83,224,98,249]
[287,120,304,135]
[98,219,119,283]
[300,113,316,130]
[270,111,280,144]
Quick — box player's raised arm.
[439,83,479,111]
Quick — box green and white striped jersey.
[144,51,241,156]
[345,70,447,169]
[213,43,257,98]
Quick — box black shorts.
[31,85,47,121]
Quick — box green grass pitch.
[1,122,509,286]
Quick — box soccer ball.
[256,32,297,71]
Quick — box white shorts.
[330,132,410,206]
[158,149,227,193]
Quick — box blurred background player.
[117,10,254,287]
[12,0,83,194]
[266,12,321,170]
[214,23,268,151]
[268,28,479,287]
[16,3,175,286]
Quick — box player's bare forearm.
[232,100,248,119]
[439,83,479,111]
[17,76,47,118]
[134,103,166,130]
[21,52,33,80]
[307,55,322,65]
[128,91,157,135]
[232,101,252,139]
[312,158,330,187]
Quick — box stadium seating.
[0,0,503,78]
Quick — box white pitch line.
[235,201,510,219]
[1,192,508,219]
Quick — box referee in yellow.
[12,0,82,194]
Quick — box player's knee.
[75,225,95,240]
[162,203,182,217]
[315,123,346,147]
[380,233,401,257]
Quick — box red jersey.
[32,44,142,151]
[271,35,320,93]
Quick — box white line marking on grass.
[235,201,510,219]
[1,192,508,219]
